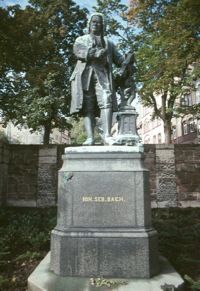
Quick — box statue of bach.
[70,13,124,145]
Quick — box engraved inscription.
[82,196,125,202]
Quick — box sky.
[0,0,27,7]
[1,0,129,9]
[1,0,129,11]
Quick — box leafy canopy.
[128,0,200,142]
[0,0,88,144]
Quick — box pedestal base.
[28,253,184,291]
[50,146,159,278]
[50,228,159,278]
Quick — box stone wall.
[37,147,59,207]
[6,145,38,207]
[144,144,200,208]
[2,145,65,207]
[143,145,157,201]
[0,141,9,206]
[154,145,177,207]
[0,143,200,207]
[175,145,200,207]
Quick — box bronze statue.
[70,13,123,145]
[115,52,136,108]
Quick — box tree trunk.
[43,123,51,145]
[164,119,172,144]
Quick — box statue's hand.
[88,48,107,61]
[95,48,107,59]
[87,48,97,60]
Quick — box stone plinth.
[50,146,159,278]
[28,253,184,291]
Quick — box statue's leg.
[96,84,113,144]
[82,88,96,146]
[83,113,95,145]
[101,107,112,138]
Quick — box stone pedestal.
[114,106,141,146]
[50,146,159,278]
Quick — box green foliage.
[0,207,199,290]
[93,0,200,143]
[0,275,9,289]
[184,275,200,290]
[93,0,137,52]
[0,207,57,261]
[0,1,88,144]
[0,207,57,290]
[0,237,10,267]
[152,208,200,280]
[15,251,42,262]
[0,131,8,143]
[70,117,87,145]
[70,117,102,145]
[129,0,200,142]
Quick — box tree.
[0,1,88,144]
[94,0,200,143]
[0,5,29,125]
[93,0,136,52]
[128,0,200,143]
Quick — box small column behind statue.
[113,51,141,146]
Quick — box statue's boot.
[83,114,95,146]
[101,108,114,144]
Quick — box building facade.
[138,106,165,144]
[138,79,200,144]
[0,121,70,144]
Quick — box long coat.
[70,34,123,115]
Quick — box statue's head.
[87,13,105,36]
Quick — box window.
[152,119,158,129]
[143,107,150,116]
[187,95,193,106]
[153,135,156,143]
[181,94,193,107]
[158,133,162,144]
[182,121,188,135]
[157,119,162,126]
[144,135,150,144]
[143,119,150,133]
[196,83,200,104]
[172,127,177,140]
[188,118,195,133]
